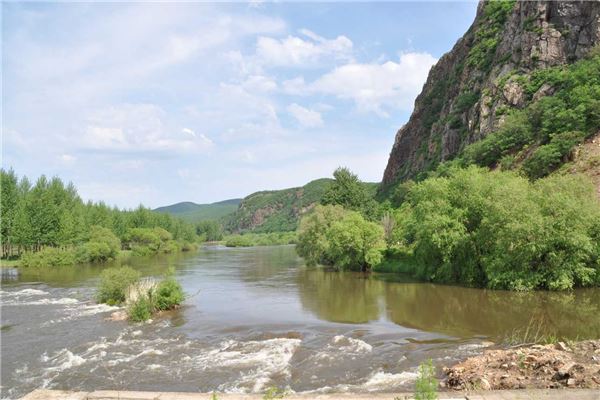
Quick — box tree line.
[0,169,197,260]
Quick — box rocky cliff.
[382,0,600,186]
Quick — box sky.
[2,1,478,209]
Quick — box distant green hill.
[156,178,379,232]
[223,179,333,233]
[224,179,379,233]
[154,199,241,222]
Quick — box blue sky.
[2,1,477,209]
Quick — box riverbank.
[444,340,600,390]
[20,389,600,400]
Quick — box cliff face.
[382,0,600,186]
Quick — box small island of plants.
[97,266,185,322]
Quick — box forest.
[0,169,199,266]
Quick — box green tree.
[297,204,348,266]
[321,167,378,219]
[297,205,385,271]
[196,220,223,241]
[1,169,19,257]
[327,212,385,271]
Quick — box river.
[2,245,600,399]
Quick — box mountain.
[224,179,379,233]
[382,0,600,187]
[154,199,241,222]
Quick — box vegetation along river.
[2,245,600,399]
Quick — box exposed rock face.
[382,0,600,186]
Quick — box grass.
[503,316,560,346]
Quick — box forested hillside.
[223,178,378,233]
[154,199,241,223]
[223,179,334,233]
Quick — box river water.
[2,245,600,399]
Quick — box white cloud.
[255,29,353,67]
[241,75,278,92]
[81,104,213,154]
[59,154,77,163]
[182,128,196,137]
[282,77,308,96]
[285,52,437,116]
[287,103,324,128]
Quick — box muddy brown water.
[2,245,599,399]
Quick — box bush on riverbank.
[20,226,124,267]
[123,227,195,256]
[20,247,76,268]
[388,167,600,290]
[223,231,297,247]
[296,205,386,271]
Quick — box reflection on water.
[296,266,600,340]
[2,244,599,399]
[298,268,384,323]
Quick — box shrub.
[20,247,76,267]
[87,225,121,258]
[154,277,184,311]
[124,228,161,254]
[160,240,181,254]
[97,266,141,305]
[223,232,297,247]
[122,269,185,321]
[224,235,254,247]
[75,241,113,263]
[415,359,438,400]
[523,131,587,179]
[180,241,197,252]
[128,296,153,322]
[397,167,600,290]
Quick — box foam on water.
[192,338,302,393]
[332,335,373,353]
[360,371,418,390]
[41,349,87,372]
[0,288,49,297]
[306,370,418,393]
